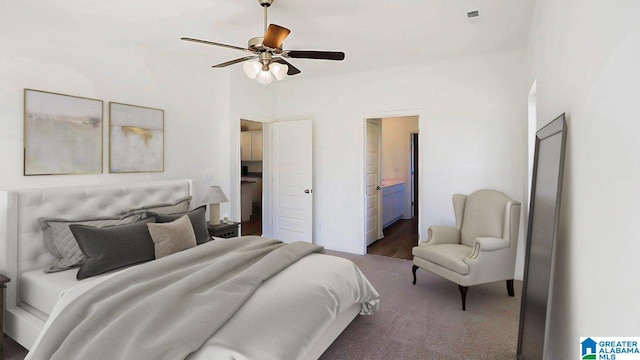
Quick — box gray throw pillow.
[39,214,142,273]
[154,205,210,245]
[119,196,192,218]
[147,215,197,259]
[70,218,157,280]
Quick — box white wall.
[0,3,230,206]
[527,1,640,358]
[381,116,419,218]
[0,0,280,230]
[274,50,529,265]
[381,116,418,182]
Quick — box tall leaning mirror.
[517,113,567,359]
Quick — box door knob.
[304,189,311,194]
[376,186,381,191]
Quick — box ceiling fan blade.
[262,24,291,49]
[181,37,250,52]
[212,56,258,68]
[273,58,301,76]
[286,50,345,61]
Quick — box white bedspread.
[28,253,378,360]
[20,267,125,317]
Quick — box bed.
[0,180,379,359]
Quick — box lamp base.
[210,204,221,225]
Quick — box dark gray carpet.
[320,251,521,360]
[4,252,521,360]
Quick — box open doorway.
[240,119,263,235]
[365,115,419,259]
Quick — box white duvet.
[28,253,379,360]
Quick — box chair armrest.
[468,237,509,258]
[421,225,460,246]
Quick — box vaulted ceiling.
[27,0,536,78]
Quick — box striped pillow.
[40,213,143,273]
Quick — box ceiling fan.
[181,0,345,84]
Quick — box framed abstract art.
[24,89,103,176]
[109,102,164,173]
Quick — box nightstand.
[0,274,10,360]
[207,221,240,239]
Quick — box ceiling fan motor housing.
[248,37,265,50]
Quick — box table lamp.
[202,186,228,225]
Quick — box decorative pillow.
[70,218,157,280]
[119,196,192,218]
[147,215,197,259]
[39,214,142,273]
[153,205,210,245]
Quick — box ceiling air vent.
[467,10,480,18]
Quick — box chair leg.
[458,285,468,311]
[412,265,418,285]
[507,279,514,297]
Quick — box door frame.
[232,114,275,237]
[409,132,419,218]
[361,109,423,255]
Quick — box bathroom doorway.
[365,115,420,259]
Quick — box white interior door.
[365,120,382,246]
[272,120,313,243]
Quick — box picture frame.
[23,89,103,176]
[109,102,164,173]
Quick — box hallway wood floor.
[367,217,418,260]
[241,205,262,236]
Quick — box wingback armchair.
[412,189,521,310]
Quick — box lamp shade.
[243,61,261,79]
[256,70,274,85]
[269,62,288,80]
[201,186,228,204]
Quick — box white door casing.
[365,120,383,246]
[271,120,313,243]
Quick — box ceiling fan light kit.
[242,61,260,79]
[269,62,288,80]
[243,51,288,84]
[243,61,262,79]
[181,0,345,85]
[256,70,274,85]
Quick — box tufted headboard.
[0,179,193,311]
